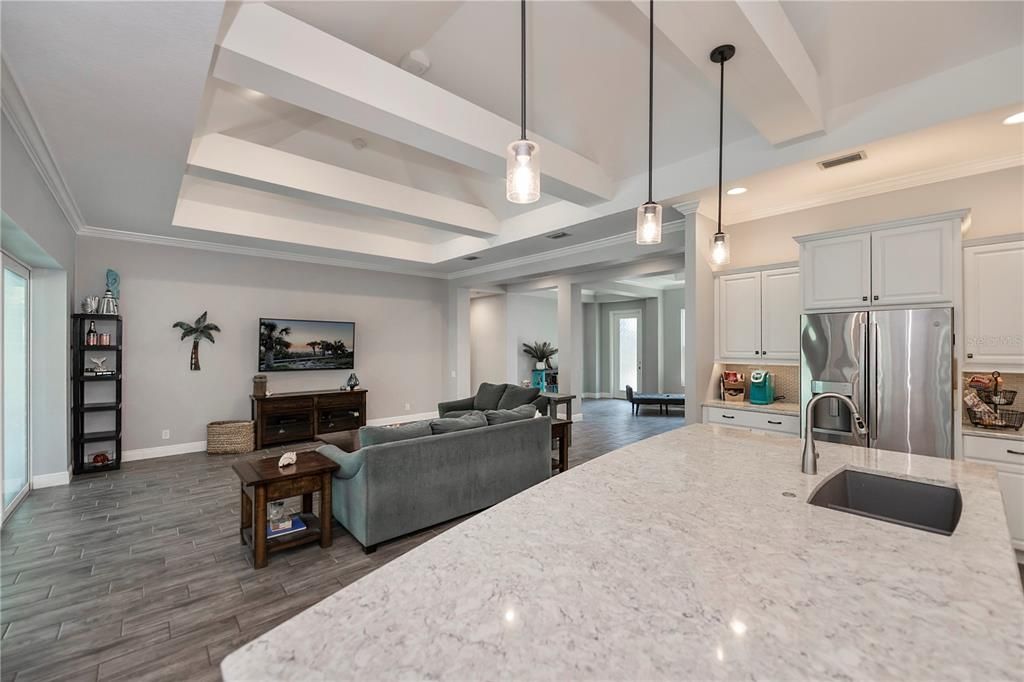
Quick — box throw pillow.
[430,411,487,435]
[441,409,476,419]
[484,404,538,425]
[358,420,431,447]
[497,384,541,410]
[316,444,365,479]
[473,382,508,411]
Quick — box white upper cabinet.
[716,272,763,361]
[761,267,801,362]
[800,233,871,310]
[797,212,961,311]
[963,239,1024,367]
[872,220,953,306]
[716,266,801,363]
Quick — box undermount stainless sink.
[808,469,962,535]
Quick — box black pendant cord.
[715,55,724,236]
[521,0,527,141]
[647,0,654,204]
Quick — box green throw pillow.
[484,404,538,425]
[497,384,541,410]
[358,421,431,447]
[430,411,487,435]
[473,382,508,411]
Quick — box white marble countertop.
[962,423,1024,442]
[222,424,1024,681]
[703,398,801,416]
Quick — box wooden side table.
[232,452,339,569]
[551,418,571,474]
[543,393,576,446]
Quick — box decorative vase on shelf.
[535,362,545,370]
[346,373,360,391]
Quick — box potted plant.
[522,341,558,369]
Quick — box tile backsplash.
[722,364,800,404]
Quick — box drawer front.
[317,393,363,409]
[707,407,800,435]
[263,412,313,443]
[261,397,314,414]
[963,435,1024,468]
[265,475,323,500]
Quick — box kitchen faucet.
[802,393,868,475]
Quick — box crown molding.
[730,153,1023,226]
[447,217,687,280]
[962,233,1024,248]
[77,225,449,279]
[793,209,969,244]
[0,57,85,234]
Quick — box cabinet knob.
[873,295,879,301]
[862,296,868,301]
[754,350,760,355]
[762,351,767,356]
[966,353,974,359]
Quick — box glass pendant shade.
[709,232,731,266]
[635,202,663,245]
[506,140,540,204]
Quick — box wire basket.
[977,388,1017,406]
[966,407,1024,431]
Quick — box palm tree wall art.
[172,311,221,371]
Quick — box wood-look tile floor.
[0,399,682,681]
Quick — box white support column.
[556,279,584,419]
[657,290,665,393]
[683,210,716,424]
[446,286,471,400]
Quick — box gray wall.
[583,302,598,394]
[506,293,558,384]
[661,288,685,394]
[2,112,77,479]
[75,237,450,452]
[470,294,507,388]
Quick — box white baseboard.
[32,468,71,489]
[571,412,584,422]
[123,440,207,462]
[365,411,437,426]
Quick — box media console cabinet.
[251,389,367,449]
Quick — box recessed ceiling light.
[1003,111,1024,125]
[546,232,570,240]
[463,255,480,261]
[726,187,747,195]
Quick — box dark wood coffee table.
[232,452,339,569]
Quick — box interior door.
[610,310,642,399]
[3,255,31,520]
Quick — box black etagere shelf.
[71,313,123,475]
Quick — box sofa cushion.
[440,409,477,419]
[358,420,431,448]
[497,385,541,410]
[484,404,538,425]
[316,444,365,479]
[473,382,508,411]
[430,411,487,435]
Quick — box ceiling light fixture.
[636,0,662,245]
[1003,111,1024,125]
[726,187,747,195]
[506,0,539,204]
[546,231,570,239]
[709,44,735,266]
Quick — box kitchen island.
[222,424,1024,681]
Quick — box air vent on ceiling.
[546,231,570,240]
[463,255,480,261]
[817,151,866,170]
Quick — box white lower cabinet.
[703,406,800,435]
[963,435,1024,552]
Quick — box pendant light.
[709,44,735,266]
[506,0,539,204]
[636,0,662,245]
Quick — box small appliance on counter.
[749,370,775,405]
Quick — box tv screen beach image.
[259,319,355,371]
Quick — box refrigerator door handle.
[870,320,880,444]
[857,319,868,446]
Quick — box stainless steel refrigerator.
[800,308,954,458]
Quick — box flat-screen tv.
[259,318,355,372]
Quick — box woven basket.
[207,420,254,455]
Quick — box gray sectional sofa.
[438,382,549,418]
[318,408,551,552]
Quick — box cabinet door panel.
[963,241,1024,367]
[964,436,1024,550]
[761,267,801,361]
[717,272,762,361]
[871,220,953,305]
[801,234,871,310]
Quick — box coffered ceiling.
[2,1,1021,282]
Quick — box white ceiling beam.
[213,3,615,206]
[503,256,683,293]
[172,198,434,263]
[634,0,823,145]
[585,280,663,300]
[187,134,499,238]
